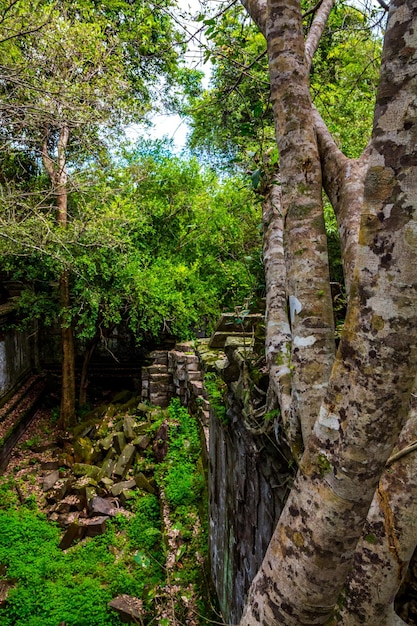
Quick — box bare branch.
[240,0,266,35]
[305,0,335,70]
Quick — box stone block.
[132,434,151,451]
[42,470,60,492]
[85,485,98,504]
[71,475,97,496]
[123,416,136,441]
[98,457,115,480]
[148,364,168,375]
[99,477,114,490]
[88,496,115,517]
[110,479,136,497]
[209,331,254,350]
[149,350,168,365]
[134,472,156,495]
[113,432,126,455]
[119,490,136,507]
[108,595,143,623]
[72,464,101,480]
[212,312,263,333]
[188,370,203,381]
[82,516,108,537]
[59,521,85,549]
[149,392,169,407]
[113,443,136,479]
[61,494,85,511]
[46,478,72,503]
[99,433,114,451]
[150,373,172,384]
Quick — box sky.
[131,0,211,151]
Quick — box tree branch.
[375,0,389,11]
[304,0,335,70]
[240,0,266,35]
[313,105,369,292]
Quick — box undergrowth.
[0,398,215,625]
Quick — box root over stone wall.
[141,331,293,625]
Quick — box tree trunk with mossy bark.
[237,0,417,623]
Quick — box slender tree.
[0,0,182,426]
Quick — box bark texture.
[262,179,297,449]
[239,0,417,623]
[266,0,335,447]
[337,405,417,626]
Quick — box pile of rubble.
[39,394,163,550]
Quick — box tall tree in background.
[0,0,182,427]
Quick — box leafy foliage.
[1,142,262,346]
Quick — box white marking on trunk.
[289,295,302,325]
[318,405,340,430]
[293,334,316,348]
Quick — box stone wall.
[141,318,293,625]
[0,303,37,403]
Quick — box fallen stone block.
[99,476,114,490]
[85,485,98,505]
[113,443,135,479]
[113,432,126,455]
[119,489,136,507]
[71,475,97,497]
[72,463,101,480]
[46,478,72,503]
[108,594,144,623]
[58,494,85,512]
[110,479,136,497]
[99,433,114,451]
[58,521,85,549]
[98,457,115,480]
[132,434,151,451]
[42,470,60,492]
[82,516,108,538]
[88,496,115,517]
[123,416,136,441]
[134,472,156,495]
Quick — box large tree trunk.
[239,0,417,623]
[337,400,417,626]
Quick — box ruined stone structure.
[0,298,38,404]
[0,290,292,623]
[142,316,293,624]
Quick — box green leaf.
[251,169,261,189]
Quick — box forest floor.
[0,393,218,626]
